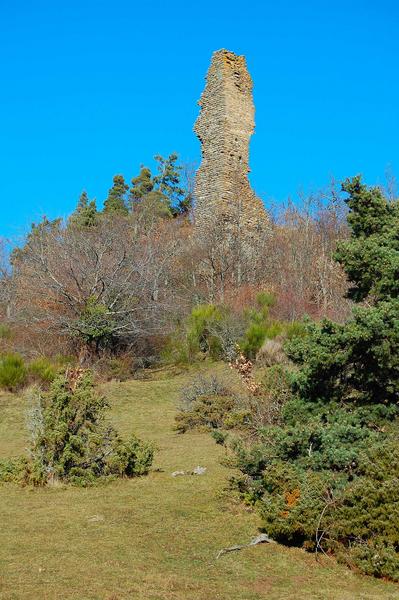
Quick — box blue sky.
[1,0,398,238]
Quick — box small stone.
[87,514,105,522]
[192,466,207,475]
[171,470,186,477]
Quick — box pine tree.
[129,155,191,217]
[153,154,185,215]
[70,191,98,227]
[335,175,399,303]
[232,178,399,579]
[103,175,129,215]
[287,175,399,406]
[129,167,154,206]
[77,190,89,211]
[129,164,172,218]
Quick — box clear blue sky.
[1,0,398,238]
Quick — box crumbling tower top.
[194,49,269,231]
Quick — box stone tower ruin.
[194,49,269,232]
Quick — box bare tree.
[259,184,350,321]
[0,239,12,319]
[11,214,182,359]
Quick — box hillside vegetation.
[0,366,398,600]
[1,166,399,594]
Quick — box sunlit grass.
[0,366,398,599]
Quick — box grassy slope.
[0,367,398,600]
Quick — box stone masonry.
[194,49,269,232]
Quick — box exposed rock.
[171,470,186,477]
[171,466,207,477]
[192,465,207,475]
[87,514,105,522]
[216,533,276,560]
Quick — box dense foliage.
[165,294,306,366]
[175,365,292,435]
[174,374,246,433]
[2,157,397,580]
[0,165,351,364]
[0,369,154,486]
[230,177,399,580]
[335,176,399,303]
[0,353,27,391]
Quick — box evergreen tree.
[176,192,194,216]
[129,164,172,218]
[335,176,399,303]
[77,190,89,211]
[232,177,399,579]
[153,153,186,215]
[287,176,399,406]
[103,175,129,215]
[0,370,154,486]
[136,190,172,219]
[70,191,98,227]
[129,167,154,205]
[129,155,192,217]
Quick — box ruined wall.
[194,49,269,232]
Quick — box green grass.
[0,366,398,599]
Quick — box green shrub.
[241,322,268,359]
[0,369,154,486]
[243,365,292,428]
[92,355,136,382]
[0,323,12,339]
[184,304,245,361]
[231,407,399,577]
[186,304,224,358]
[228,177,399,581]
[0,353,27,391]
[0,456,29,483]
[175,393,238,433]
[211,430,228,445]
[286,302,399,405]
[74,296,118,354]
[285,321,307,340]
[175,375,245,433]
[161,331,190,365]
[256,462,334,547]
[163,297,302,367]
[240,292,288,359]
[28,357,57,386]
[164,304,246,364]
[240,294,309,361]
[343,541,399,580]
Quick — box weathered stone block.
[194,49,269,234]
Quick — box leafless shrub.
[256,337,286,367]
[10,214,184,359]
[242,366,292,429]
[179,374,232,410]
[261,183,351,321]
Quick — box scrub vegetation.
[1,172,399,596]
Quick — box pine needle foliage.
[232,177,399,580]
[0,368,154,486]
